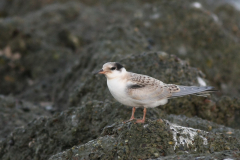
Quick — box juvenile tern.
[96,62,216,123]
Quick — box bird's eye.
[110,67,116,70]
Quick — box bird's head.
[96,62,126,79]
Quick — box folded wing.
[126,73,216,103]
[126,73,173,104]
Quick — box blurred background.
[0,0,240,159]
[0,0,240,98]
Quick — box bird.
[96,62,216,123]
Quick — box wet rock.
[49,119,240,160]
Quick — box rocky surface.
[0,100,164,160]
[1,97,240,160]
[49,119,240,160]
[0,0,240,160]
[0,95,50,141]
[150,150,240,160]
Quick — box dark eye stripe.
[110,67,116,70]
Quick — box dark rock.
[0,95,50,141]
[18,24,149,110]
[164,96,240,129]
[0,100,165,160]
[149,150,240,160]
[0,1,124,95]
[49,119,240,160]
[1,98,240,160]
[129,0,240,97]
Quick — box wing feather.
[126,73,173,104]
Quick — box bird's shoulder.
[127,72,164,88]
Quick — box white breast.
[107,78,141,107]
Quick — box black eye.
[110,67,116,70]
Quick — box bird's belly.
[145,99,168,108]
[112,93,138,107]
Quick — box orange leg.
[136,108,146,123]
[129,107,136,120]
[123,107,136,123]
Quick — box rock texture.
[49,119,240,160]
[0,95,50,141]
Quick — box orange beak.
[95,69,105,74]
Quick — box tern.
[96,62,215,123]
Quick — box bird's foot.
[123,118,135,123]
[135,119,145,123]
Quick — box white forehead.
[103,62,115,68]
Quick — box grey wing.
[170,85,216,98]
[126,73,172,104]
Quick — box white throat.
[106,68,132,106]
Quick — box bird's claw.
[135,119,145,123]
[123,118,135,123]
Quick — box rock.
[149,150,240,160]
[1,98,240,160]
[49,119,240,160]
[165,114,240,140]
[0,100,165,160]
[18,24,150,109]
[0,1,123,95]
[0,2,81,95]
[0,0,104,17]
[129,0,240,97]
[164,96,240,129]
[0,95,50,141]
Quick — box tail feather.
[170,86,216,98]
